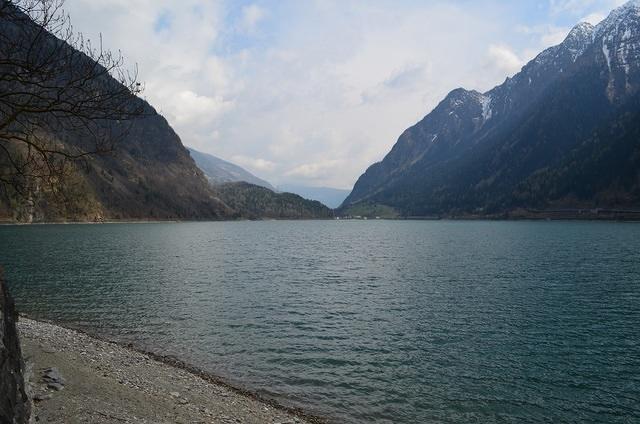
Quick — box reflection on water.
[1,221,639,423]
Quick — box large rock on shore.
[0,274,31,423]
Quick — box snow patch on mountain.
[603,39,612,71]
[480,94,493,122]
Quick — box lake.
[1,220,639,423]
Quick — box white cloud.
[169,91,234,127]
[238,4,266,33]
[549,0,628,21]
[515,24,572,50]
[550,0,628,16]
[582,11,607,23]
[550,0,597,15]
[231,156,276,173]
[61,1,625,189]
[541,29,571,45]
[487,44,526,75]
[285,160,343,179]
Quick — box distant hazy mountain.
[342,1,640,218]
[278,184,350,209]
[187,148,334,218]
[187,147,275,191]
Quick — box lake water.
[1,221,639,423]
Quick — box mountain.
[0,6,333,222]
[277,184,350,209]
[187,147,276,191]
[0,7,233,222]
[342,1,640,218]
[0,108,234,222]
[187,148,334,218]
[215,182,333,219]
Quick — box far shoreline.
[2,215,640,225]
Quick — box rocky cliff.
[0,272,30,424]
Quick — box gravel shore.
[18,317,320,424]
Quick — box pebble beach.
[18,317,320,424]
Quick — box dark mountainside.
[4,108,237,221]
[342,1,640,218]
[187,147,276,191]
[216,182,333,219]
[0,5,232,222]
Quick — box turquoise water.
[1,221,639,423]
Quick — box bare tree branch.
[0,0,145,204]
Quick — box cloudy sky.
[64,0,627,189]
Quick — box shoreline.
[2,215,640,225]
[0,217,336,225]
[18,315,326,424]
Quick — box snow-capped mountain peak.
[563,22,595,61]
[595,0,640,38]
[566,22,594,41]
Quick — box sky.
[63,0,628,189]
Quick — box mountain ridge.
[277,184,350,209]
[0,5,234,222]
[341,1,640,218]
[187,147,275,191]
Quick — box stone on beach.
[42,367,66,385]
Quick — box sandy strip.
[18,317,322,424]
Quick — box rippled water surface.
[1,221,639,423]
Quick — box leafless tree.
[0,0,143,200]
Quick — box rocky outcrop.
[0,272,30,423]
